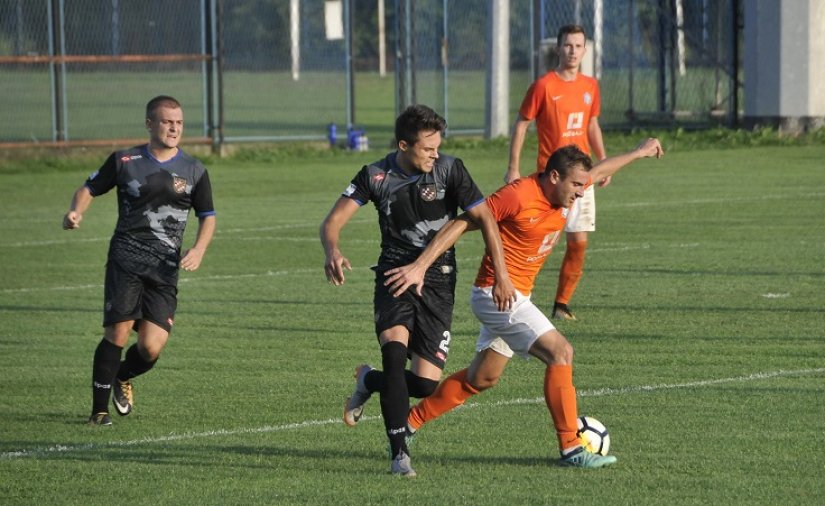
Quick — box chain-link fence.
[538,0,740,128]
[0,0,211,145]
[0,0,741,149]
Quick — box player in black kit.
[63,96,216,426]
[320,104,515,477]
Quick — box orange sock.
[408,369,479,431]
[545,365,581,451]
[555,239,587,305]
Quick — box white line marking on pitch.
[0,243,700,294]
[0,219,376,248]
[2,367,822,460]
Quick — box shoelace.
[119,381,134,404]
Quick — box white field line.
[4,190,825,248]
[604,191,825,209]
[0,219,376,248]
[0,268,317,294]
[2,367,822,460]
[0,243,699,295]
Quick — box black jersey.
[85,145,215,262]
[343,152,484,269]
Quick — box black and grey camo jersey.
[343,151,484,269]
[85,145,215,263]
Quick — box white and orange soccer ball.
[577,416,611,456]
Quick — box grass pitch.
[0,139,824,504]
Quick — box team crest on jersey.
[172,176,187,193]
[419,184,437,201]
[583,92,592,105]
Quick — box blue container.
[347,127,367,151]
[327,123,337,147]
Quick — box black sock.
[91,339,122,414]
[365,370,437,399]
[406,373,439,398]
[116,344,157,381]
[379,341,410,458]
[363,369,384,394]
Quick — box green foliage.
[1,126,823,176]
[1,144,824,504]
[601,126,825,153]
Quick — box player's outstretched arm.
[588,138,664,183]
[320,197,359,285]
[63,185,93,230]
[504,116,532,184]
[383,216,473,297]
[181,215,216,272]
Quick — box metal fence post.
[486,0,509,139]
[729,0,740,127]
[49,0,67,141]
[345,0,354,128]
[205,0,223,155]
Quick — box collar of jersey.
[389,151,421,179]
[141,144,183,165]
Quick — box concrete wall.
[744,0,825,132]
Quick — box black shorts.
[373,265,457,369]
[103,253,179,332]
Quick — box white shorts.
[565,185,596,233]
[470,286,555,359]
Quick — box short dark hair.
[557,24,587,46]
[395,104,447,146]
[542,144,593,179]
[146,95,182,120]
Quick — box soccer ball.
[577,416,611,456]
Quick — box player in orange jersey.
[385,138,663,470]
[504,24,607,321]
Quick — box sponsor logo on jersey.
[120,155,143,163]
[372,173,385,183]
[562,130,584,138]
[526,252,551,263]
[172,176,187,193]
[584,92,592,105]
[419,184,437,201]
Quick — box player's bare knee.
[137,342,163,362]
[559,340,574,364]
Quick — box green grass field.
[1,139,824,504]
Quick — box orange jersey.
[519,71,601,172]
[474,174,592,295]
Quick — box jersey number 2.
[439,331,452,354]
